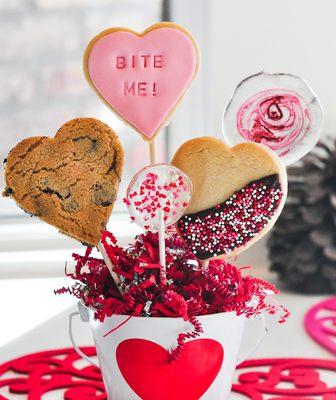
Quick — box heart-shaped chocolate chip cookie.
[3,118,124,246]
[172,137,287,260]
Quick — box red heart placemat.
[232,358,336,399]
[0,347,104,399]
[304,296,336,356]
[0,347,335,399]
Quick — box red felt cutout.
[304,296,336,356]
[0,347,105,400]
[233,358,336,399]
[116,338,224,400]
[0,348,335,399]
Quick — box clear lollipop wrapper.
[223,72,324,165]
[125,164,192,232]
[125,164,192,279]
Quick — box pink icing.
[236,89,312,157]
[87,27,197,139]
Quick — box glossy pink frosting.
[87,27,197,138]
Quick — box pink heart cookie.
[84,23,199,141]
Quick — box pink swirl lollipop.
[125,164,192,232]
[223,72,323,165]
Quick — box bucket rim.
[79,301,247,321]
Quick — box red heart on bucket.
[116,338,224,400]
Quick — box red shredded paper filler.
[56,230,289,359]
[0,347,335,399]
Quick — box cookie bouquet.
[3,22,323,400]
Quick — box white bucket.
[69,302,265,400]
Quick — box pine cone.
[268,138,336,294]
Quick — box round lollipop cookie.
[172,137,287,260]
[223,72,324,165]
[125,164,192,232]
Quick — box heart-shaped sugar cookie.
[172,137,287,260]
[3,118,124,246]
[84,23,199,141]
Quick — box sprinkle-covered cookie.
[3,118,124,246]
[171,137,287,260]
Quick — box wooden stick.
[97,242,122,293]
[200,260,209,270]
[149,140,157,164]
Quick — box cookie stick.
[97,242,121,291]
[149,141,157,165]
[98,244,121,292]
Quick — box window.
[0,0,169,346]
[0,0,166,218]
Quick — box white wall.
[170,0,335,271]
[171,0,336,146]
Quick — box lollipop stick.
[149,140,165,281]
[158,210,166,283]
[149,140,157,164]
[97,242,122,293]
